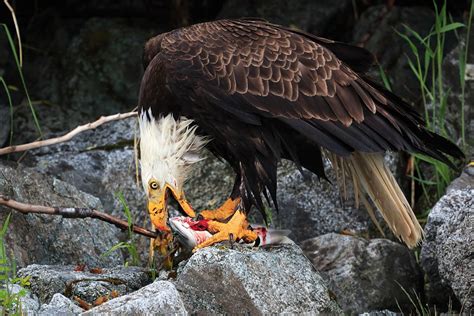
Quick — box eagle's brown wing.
[146,19,460,161]
[139,19,463,248]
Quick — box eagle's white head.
[139,111,207,231]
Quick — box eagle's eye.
[149,181,159,190]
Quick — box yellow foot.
[199,197,241,221]
[193,210,258,252]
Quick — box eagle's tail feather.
[329,152,423,248]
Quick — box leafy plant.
[101,193,140,266]
[0,213,31,316]
[396,0,470,205]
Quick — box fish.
[169,216,292,251]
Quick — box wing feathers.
[146,18,463,162]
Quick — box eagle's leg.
[193,210,257,251]
[198,175,241,221]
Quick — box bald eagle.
[138,19,463,250]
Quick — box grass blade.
[0,23,42,138]
[0,77,14,146]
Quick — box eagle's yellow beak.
[147,181,196,232]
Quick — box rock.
[274,159,382,242]
[301,233,423,314]
[0,161,122,268]
[421,172,474,311]
[218,0,355,41]
[7,284,41,315]
[17,264,151,304]
[175,243,341,314]
[442,39,474,157]
[359,310,400,316]
[38,293,83,316]
[20,117,155,261]
[82,280,187,315]
[23,117,143,222]
[446,164,474,192]
[352,5,437,105]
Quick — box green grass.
[0,77,14,147]
[0,23,43,142]
[101,193,140,266]
[0,213,31,316]
[395,0,470,207]
[1,5,43,144]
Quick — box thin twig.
[0,195,158,239]
[3,0,22,67]
[0,111,137,155]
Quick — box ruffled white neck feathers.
[139,111,208,192]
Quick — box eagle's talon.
[199,197,241,221]
[192,210,257,252]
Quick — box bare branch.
[0,195,158,239]
[0,111,138,156]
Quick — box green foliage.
[397,0,470,206]
[0,23,43,141]
[378,63,392,92]
[0,214,31,316]
[101,193,140,266]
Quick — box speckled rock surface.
[0,161,122,268]
[23,117,143,223]
[301,233,422,314]
[17,264,152,304]
[359,310,400,316]
[421,171,474,312]
[274,159,378,242]
[82,280,187,315]
[175,244,341,314]
[38,293,83,316]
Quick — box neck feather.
[139,111,207,191]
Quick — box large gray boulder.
[301,233,423,314]
[0,161,122,268]
[421,169,474,312]
[82,280,187,315]
[175,243,341,314]
[38,293,84,316]
[17,264,151,304]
